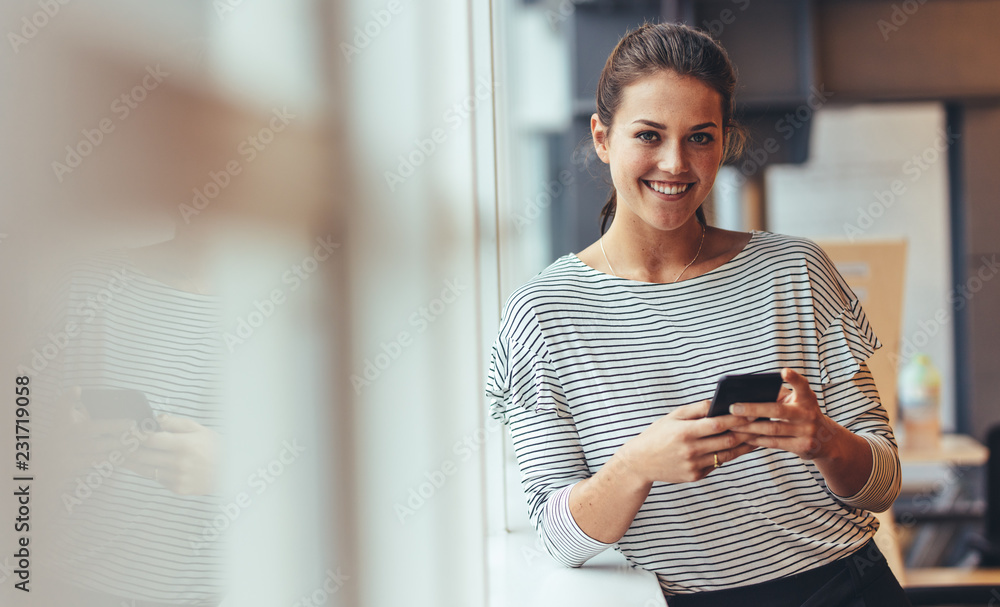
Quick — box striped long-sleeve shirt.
[485,231,901,596]
[33,250,226,604]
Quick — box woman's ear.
[591,113,610,164]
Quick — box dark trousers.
[666,540,912,607]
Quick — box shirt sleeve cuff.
[833,433,901,513]
[539,484,614,567]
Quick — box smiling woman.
[486,22,912,607]
[589,69,729,283]
[596,71,721,227]
[578,25,748,285]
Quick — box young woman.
[486,22,911,606]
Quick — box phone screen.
[80,388,161,430]
[707,372,783,417]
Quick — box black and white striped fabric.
[36,250,225,604]
[486,231,901,596]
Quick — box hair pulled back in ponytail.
[595,22,746,234]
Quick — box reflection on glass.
[34,231,226,606]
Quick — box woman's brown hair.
[595,22,746,234]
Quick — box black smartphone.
[707,372,783,417]
[80,388,161,431]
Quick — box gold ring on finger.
[713,453,721,469]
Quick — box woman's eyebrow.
[631,118,667,129]
[690,121,719,131]
[629,119,719,131]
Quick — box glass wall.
[1,1,494,606]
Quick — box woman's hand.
[122,414,221,496]
[570,400,756,543]
[730,367,873,497]
[619,400,757,485]
[729,368,841,460]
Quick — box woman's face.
[592,69,725,234]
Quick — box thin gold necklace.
[600,223,706,283]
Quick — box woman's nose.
[657,139,688,174]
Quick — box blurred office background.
[0,1,997,606]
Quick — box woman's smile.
[642,179,694,198]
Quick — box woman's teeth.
[646,180,691,195]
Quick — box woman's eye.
[690,132,714,144]
[636,131,658,142]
